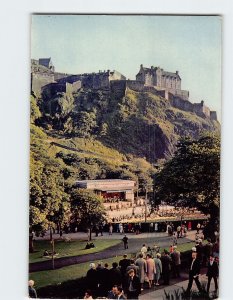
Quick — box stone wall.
[31,72,55,96]
[169,95,194,112]
[54,72,70,81]
[210,111,218,121]
[126,80,144,92]
[110,70,126,81]
[193,101,210,118]
[110,80,126,97]
[41,83,66,98]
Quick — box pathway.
[29,231,196,273]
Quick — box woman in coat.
[135,253,147,290]
[154,253,162,285]
[146,254,156,288]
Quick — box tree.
[70,188,106,241]
[30,124,70,242]
[152,134,220,228]
[30,95,41,124]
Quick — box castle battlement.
[31,59,217,121]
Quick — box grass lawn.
[29,239,121,263]
[30,255,125,288]
[30,241,196,288]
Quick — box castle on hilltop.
[136,64,189,101]
[31,58,217,121]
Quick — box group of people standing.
[84,243,182,299]
[85,258,141,299]
[186,246,219,296]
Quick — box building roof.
[162,70,180,79]
[139,65,181,79]
[76,179,136,191]
[39,58,52,67]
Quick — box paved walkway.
[139,273,218,299]
[30,231,196,273]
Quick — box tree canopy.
[70,188,107,240]
[152,134,220,222]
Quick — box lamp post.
[145,188,148,223]
[51,238,55,269]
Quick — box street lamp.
[145,188,148,223]
[50,238,55,269]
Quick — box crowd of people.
[81,232,219,299]
[29,231,219,299]
[108,207,206,224]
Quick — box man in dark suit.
[125,269,141,299]
[115,286,126,299]
[161,250,172,285]
[119,254,131,277]
[109,262,122,288]
[206,255,219,293]
[186,248,203,295]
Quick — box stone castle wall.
[210,111,218,121]
[31,59,217,121]
[193,101,210,118]
[31,72,55,96]
[126,80,144,92]
[169,95,194,112]
[54,72,70,81]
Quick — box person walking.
[161,250,172,285]
[125,269,141,299]
[122,235,129,249]
[119,223,124,235]
[196,239,204,266]
[28,280,37,298]
[140,244,147,258]
[109,262,122,288]
[206,255,219,294]
[176,225,181,238]
[146,254,156,288]
[109,223,113,235]
[119,254,130,278]
[101,263,111,297]
[154,253,162,286]
[126,259,139,277]
[135,253,147,290]
[204,238,213,266]
[86,263,98,294]
[185,248,203,296]
[171,246,181,278]
[172,232,177,246]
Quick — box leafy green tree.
[30,95,41,124]
[70,188,106,240]
[30,123,70,243]
[75,111,98,138]
[152,134,220,226]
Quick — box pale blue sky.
[31,15,221,117]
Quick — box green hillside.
[39,87,220,162]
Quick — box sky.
[31,15,221,118]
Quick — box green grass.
[30,255,125,288]
[30,239,120,263]
[29,241,195,288]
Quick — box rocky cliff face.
[39,87,220,163]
